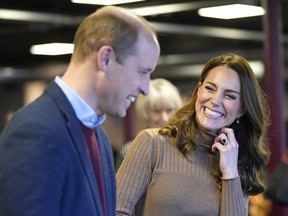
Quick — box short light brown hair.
[72,6,157,64]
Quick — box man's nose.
[140,77,150,96]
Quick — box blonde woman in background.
[114,78,183,172]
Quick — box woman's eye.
[225,94,237,100]
[205,86,214,91]
[152,109,161,114]
[166,109,174,113]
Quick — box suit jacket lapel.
[45,82,104,215]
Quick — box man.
[0,6,160,216]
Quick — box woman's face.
[195,65,243,133]
[147,102,175,128]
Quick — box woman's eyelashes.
[204,84,238,101]
[224,93,237,100]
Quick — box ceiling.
[0,0,287,83]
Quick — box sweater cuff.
[222,175,239,181]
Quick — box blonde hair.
[135,78,183,120]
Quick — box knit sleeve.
[116,129,156,216]
[220,176,249,216]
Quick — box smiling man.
[0,6,160,216]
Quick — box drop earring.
[236,118,240,124]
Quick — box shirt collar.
[54,76,105,128]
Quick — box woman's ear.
[237,109,246,118]
[197,82,202,95]
[97,45,114,71]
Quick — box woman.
[114,78,183,172]
[135,78,183,129]
[116,53,270,216]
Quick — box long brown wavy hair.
[160,53,270,195]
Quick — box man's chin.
[117,109,127,118]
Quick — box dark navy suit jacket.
[0,81,116,216]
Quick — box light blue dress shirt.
[55,76,105,128]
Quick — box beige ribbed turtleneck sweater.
[116,128,249,216]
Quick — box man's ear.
[97,45,114,71]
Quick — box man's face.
[99,34,160,118]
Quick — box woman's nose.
[161,111,170,123]
[211,94,222,106]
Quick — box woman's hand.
[211,127,239,179]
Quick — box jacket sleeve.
[0,119,67,216]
